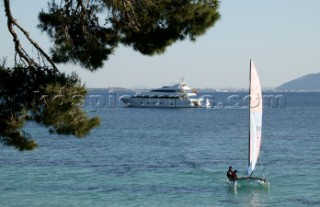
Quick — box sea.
[1,91,320,207]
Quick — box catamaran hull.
[227,177,269,188]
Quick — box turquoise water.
[1,92,320,207]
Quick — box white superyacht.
[120,78,200,108]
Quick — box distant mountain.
[276,73,320,91]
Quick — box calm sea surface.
[1,91,320,207]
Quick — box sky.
[1,0,320,89]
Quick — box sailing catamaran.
[228,60,268,185]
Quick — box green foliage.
[111,0,220,55]
[38,1,119,71]
[0,65,100,151]
[33,82,100,137]
[38,0,220,69]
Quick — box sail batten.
[247,60,263,176]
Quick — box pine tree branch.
[3,0,57,72]
[4,0,33,66]
[13,16,58,71]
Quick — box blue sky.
[1,0,320,88]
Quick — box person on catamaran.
[227,166,234,180]
[232,170,238,180]
[226,166,238,181]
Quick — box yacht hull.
[120,96,199,108]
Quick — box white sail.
[247,60,263,176]
[205,98,211,108]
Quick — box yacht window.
[150,89,178,93]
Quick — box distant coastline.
[90,72,320,93]
[87,87,320,93]
[276,72,320,91]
